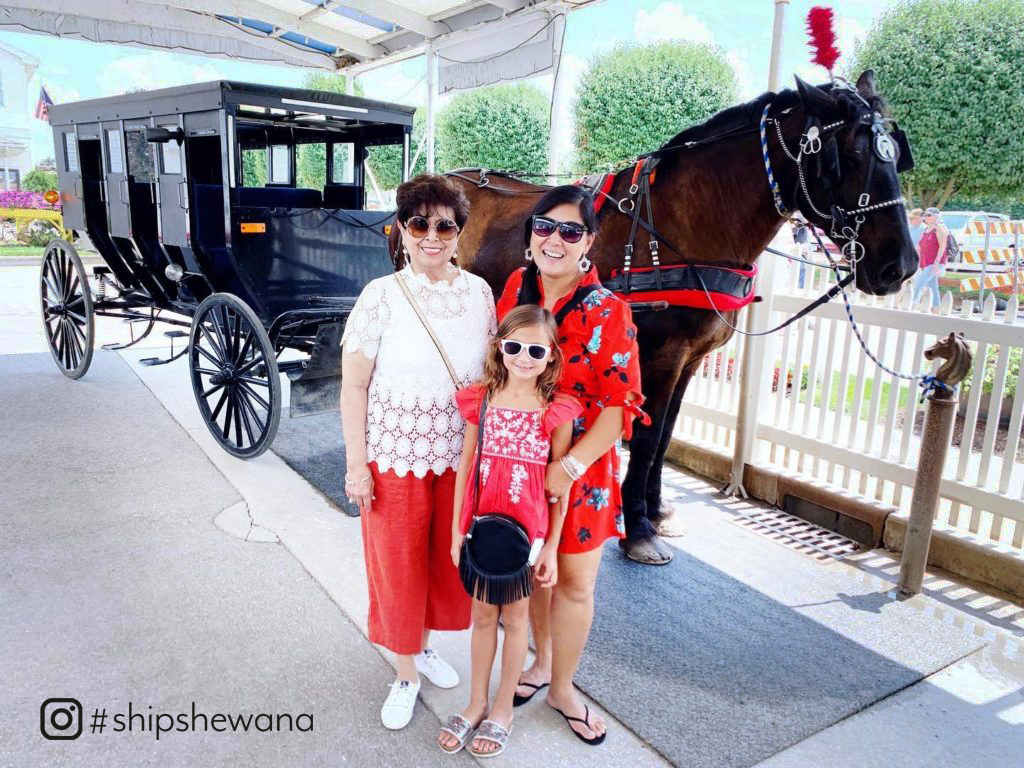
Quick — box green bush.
[572,41,736,172]
[961,344,1020,398]
[436,83,549,174]
[23,169,58,194]
[852,0,1024,209]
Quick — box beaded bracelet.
[560,454,587,482]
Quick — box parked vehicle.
[45,81,414,457]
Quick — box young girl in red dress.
[437,305,580,758]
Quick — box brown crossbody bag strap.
[394,272,460,388]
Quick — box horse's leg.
[620,335,689,565]
[645,362,698,531]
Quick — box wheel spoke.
[231,390,243,447]
[66,274,80,303]
[236,388,259,446]
[201,381,225,399]
[67,316,88,344]
[42,272,62,302]
[215,305,233,363]
[196,340,223,368]
[234,328,255,367]
[60,320,71,370]
[199,322,229,364]
[231,310,243,366]
[237,375,269,387]
[238,380,271,410]
[236,354,264,377]
[222,389,235,440]
[210,387,229,420]
[66,296,85,309]
[68,320,83,368]
[41,295,59,307]
[194,366,221,377]
[66,309,87,325]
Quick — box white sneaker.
[415,648,459,689]
[381,679,420,730]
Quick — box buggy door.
[53,127,85,229]
[153,113,189,247]
[102,121,131,237]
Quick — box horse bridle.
[759,81,912,267]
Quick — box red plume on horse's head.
[806,6,841,75]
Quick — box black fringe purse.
[459,396,535,605]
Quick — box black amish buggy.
[44,81,413,458]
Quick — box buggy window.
[297,142,326,190]
[332,143,355,184]
[270,144,290,184]
[160,129,182,175]
[106,129,123,174]
[125,130,155,183]
[64,133,79,173]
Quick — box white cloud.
[633,3,715,46]
[727,50,760,100]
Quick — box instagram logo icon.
[40,698,83,740]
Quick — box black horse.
[419,71,917,563]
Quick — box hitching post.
[897,332,973,596]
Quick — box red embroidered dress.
[456,385,581,542]
[497,268,650,554]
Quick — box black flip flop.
[550,703,607,745]
[512,681,549,707]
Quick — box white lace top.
[343,264,497,478]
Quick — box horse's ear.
[795,75,838,116]
[855,70,877,98]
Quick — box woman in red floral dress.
[495,186,648,745]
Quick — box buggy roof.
[47,81,415,129]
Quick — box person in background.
[911,207,948,311]
[908,208,925,249]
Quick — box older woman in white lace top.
[340,173,496,730]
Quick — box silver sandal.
[468,718,512,758]
[438,714,477,754]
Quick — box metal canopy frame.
[0,0,586,73]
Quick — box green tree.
[23,168,58,193]
[852,0,1024,209]
[572,41,737,172]
[436,83,549,175]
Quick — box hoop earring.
[578,253,592,272]
[524,247,533,262]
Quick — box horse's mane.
[659,89,800,151]
[658,79,886,153]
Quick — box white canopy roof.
[0,0,587,73]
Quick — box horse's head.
[791,70,916,295]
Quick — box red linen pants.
[362,465,471,654]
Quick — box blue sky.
[1,0,899,165]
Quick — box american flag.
[34,86,54,122]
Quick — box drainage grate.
[730,507,862,562]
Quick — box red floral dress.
[455,384,581,542]
[497,268,650,554]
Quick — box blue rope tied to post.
[918,375,955,403]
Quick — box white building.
[0,40,39,190]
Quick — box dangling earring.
[578,252,592,272]
[524,247,533,262]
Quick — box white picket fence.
[676,247,1024,552]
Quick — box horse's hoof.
[619,536,674,565]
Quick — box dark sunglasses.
[404,215,459,240]
[499,339,551,361]
[532,215,588,244]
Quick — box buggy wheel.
[40,238,94,379]
[189,293,281,459]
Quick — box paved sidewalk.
[1,321,1022,766]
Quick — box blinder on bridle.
[807,110,913,189]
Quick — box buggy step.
[163,330,189,338]
[92,265,111,276]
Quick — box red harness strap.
[605,263,758,311]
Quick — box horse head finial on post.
[923,332,972,392]
[898,331,973,596]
